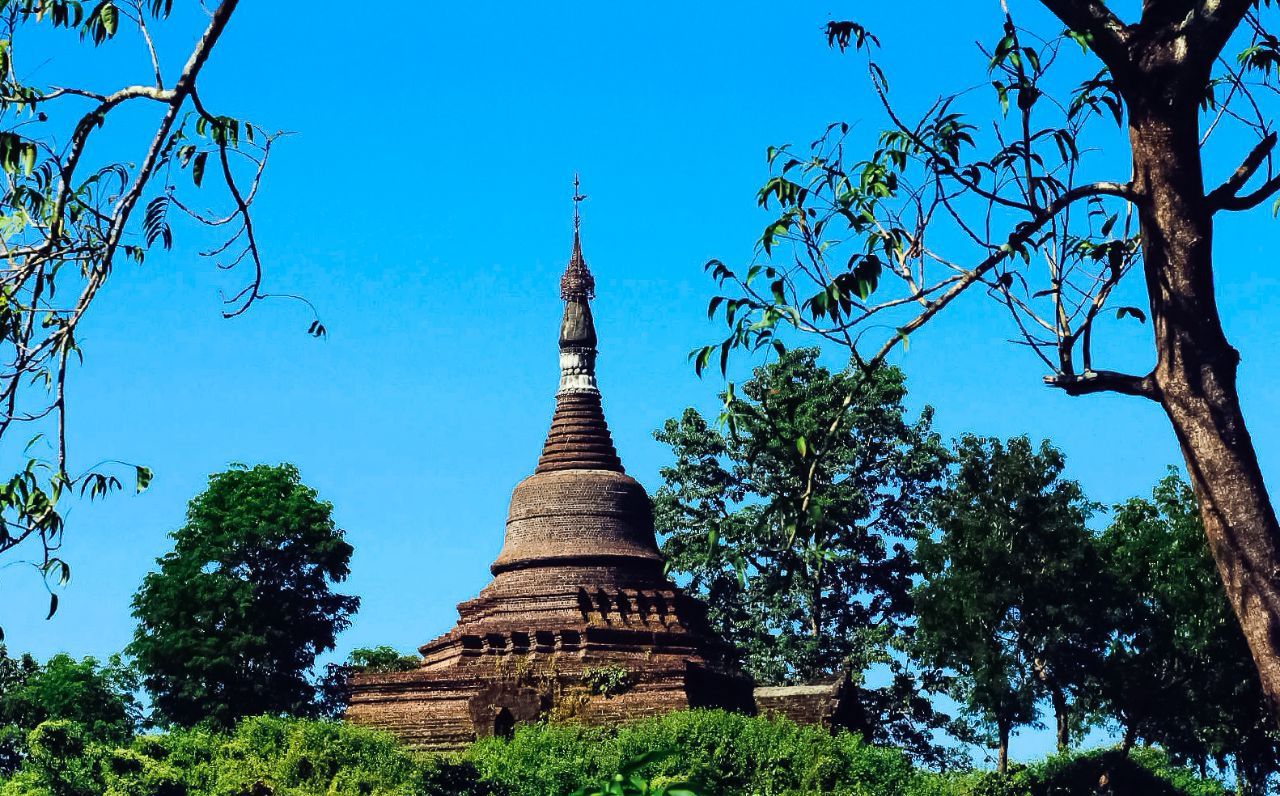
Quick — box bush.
[0,716,491,796]
[903,748,1229,796]
[468,709,916,796]
[0,712,1227,796]
[1032,747,1226,796]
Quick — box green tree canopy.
[128,463,357,727]
[914,435,1108,772]
[654,348,951,761]
[347,646,420,674]
[0,647,138,775]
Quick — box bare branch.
[865,180,1136,369]
[1044,369,1158,399]
[65,0,242,332]
[1216,173,1280,211]
[1208,131,1277,208]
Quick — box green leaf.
[191,151,207,187]
[99,2,117,35]
[796,436,808,457]
[135,465,152,493]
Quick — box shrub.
[1032,747,1227,796]
[0,712,1228,796]
[468,709,916,796]
[902,748,1229,796]
[0,716,490,796]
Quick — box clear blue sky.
[5,0,1278,765]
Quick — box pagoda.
[345,210,752,750]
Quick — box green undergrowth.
[0,710,1228,796]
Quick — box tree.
[0,0,321,628]
[698,1,1280,715]
[654,348,954,762]
[0,647,138,775]
[913,435,1107,773]
[347,646,421,674]
[1097,471,1278,794]
[128,463,357,727]
[0,645,38,774]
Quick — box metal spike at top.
[560,174,595,301]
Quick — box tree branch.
[1043,369,1159,399]
[1216,174,1280,211]
[866,180,1137,369]
[65,0,242,331]
[1191,0,1256,67]
[1038,0,1131,73]
[1208,132,1276,209]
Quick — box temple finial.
[561,174,595,301]
[572,172,586,235]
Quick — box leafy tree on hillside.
[129,463,357,727]
[697,0,1280,715]
[1097,472,1278,794]
[0,647,138,775]
[914,435,1108,772]
[0,0,316,631]
[655,348,953,762]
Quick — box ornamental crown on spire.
[560,175,594,301]
[560,231,595,301]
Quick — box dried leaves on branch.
[0,0,316,627]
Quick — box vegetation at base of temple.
[656,352,1277,787]
[128,463,358,728]
[0,710,1231,796]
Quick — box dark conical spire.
[535,184,622,474]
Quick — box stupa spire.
[535,179,622,473]
[560,174,595,302]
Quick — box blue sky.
[4,0,1279,766]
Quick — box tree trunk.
[997,719,1011,775]
[1049,686,1070,751]
[1120,723,1136,756]
[1128,91,1280,720]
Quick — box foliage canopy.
[128,463,357,727]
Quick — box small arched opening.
[493,706,515,740]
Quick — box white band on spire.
[558,347,598,394]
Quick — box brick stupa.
[345,223,752,750]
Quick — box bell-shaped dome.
[489,226,663,576]
[491,468,663,574]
